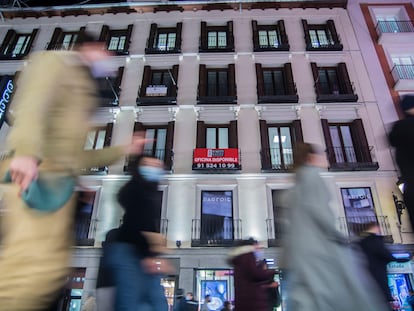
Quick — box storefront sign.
[0,76,14,129]
[146,85,167,96]
[387,261,413,274]
[193,148,240,170]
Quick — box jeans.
[103,242,168,311]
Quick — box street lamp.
[393,192,406,225]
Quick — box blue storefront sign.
[0,75,14,129]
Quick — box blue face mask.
[138,166,164,182]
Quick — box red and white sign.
[193,148,240,170]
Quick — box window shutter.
[24,29,38,56]
[311,62,321,95]
[171,65,179,97]
[252,20,259,51]
[196,121,206,148]
[99,25,110,43]
[284,63,295,95]
[351,119,372,163]
[291,120,303,143]
[229,120,238,148]
[47,27,62,50]
[337,63,353,94]
[278,20,289,47]
[124,24,134,53]
[140,66,152,97]
[200,22,207,51]
[321,119,336,165]
[148,23,157,49]
[104,123,113,147]
[255,63,264,97]
[198,64,207,97]
[134,122,144,132]
[301,19,311,49]
[327,20,340,44]
[175,22,182,51]
[77,27,86,44]
[227,21,234,51]
[259,120,271,169]
[0,29,16,55]
[165,121,175,170]
[228,64,236,97]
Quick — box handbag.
[3,171,76,212]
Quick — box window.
[138,65,179,106]
[74,190,97,245]
[196,121,238,149]
[0,29,38,59]
[133,122,175,170]
[311,63,357,103]
[252,20,289,51]
[200,21,234,52]
[146,23,182,54]
[95,67,124,107]
[256,63,298,103]
[100,25,133,55]
[47,27,85,50]
[259,120,303,171]
[391,56,414,80]
[198,65,236,104]
[302,20,342,51]
[195,269,235,306]
[321,119,378,171]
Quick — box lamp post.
[393,192,406,225]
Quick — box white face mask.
[90,59,116,78]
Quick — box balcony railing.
[376,21,414,34]
[266,218,285,247]
[258,83,299,104]
[261,147,294,172]
[124,148,174,171]
[327,146,379,171]
[145,46,181,54]
[338,216,393,243]
[75,215,96,246]
[315,81,358,103]
[191,218,242,247]
[255,42,290,52]
[305,36,343,51]
[392,64,414,81]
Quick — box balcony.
[315,81,358,103]
[197,95,237,105]
[260,147,293,172]
[305,38,343,51]
[254,42,289,52]
[191,218,242,247]
[145,46,181,54]
[258,83,298,104]
[75,215,96,246]
[266,218,285,247]
[327,146,379,171]
[124,148,174,171]
[376,21,414,45]
[80,166,108,175]
[137,85,177,106]
[391,64,414,91]
[338,215,393,243]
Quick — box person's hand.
[124,131,153,155]
[9,156,39,195]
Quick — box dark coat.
[228,245,275,311]
[358,233,398,302]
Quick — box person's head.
[186,292,194,301]
[204,295,211,303]
[129,155,164,184]
[400,95,414,119]
[364,222,381,235]
[293,142,327,170]
[176,288,185,299]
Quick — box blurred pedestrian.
[358,222,409,304]
[406,290,414,310]
[221,301,232,311]
[228,238,276,311]
[103,155,172,311]
[258,260,280,311]
[389,95,414,230]
[184,292,199,311]
[174,288,187,311]
[81,293,97,311]
[200,294,211,311]
[283,142,389,311]
[0,32,146,311]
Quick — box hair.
[75,31,105,49]
[293,142,315,170]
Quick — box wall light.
[176,240,182,248]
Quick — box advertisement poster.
[200,280,227,311]
[341,187,376,219]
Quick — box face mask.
[90,59,116,78]
[138,166,164,182]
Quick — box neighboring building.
[0,0,411,310]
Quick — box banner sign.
[387,261,413,274]
[146,85,167,96]
[0,75,14,129]
[193,148,240,170]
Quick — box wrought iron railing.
[338,215,392,243]
[191,218,242,246]
[326,146,378,171]
[261,147,294,171]
[124,148,174,171]
[391,64,414,82]
[75,215,97,246]
[376,20,414,34]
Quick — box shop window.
[200,21,234,52]
[137,65,179,106]
[302,19,343,51]
[256,63,298,103]
[146,23,182,54]
[47,27,86,50]
[311,62,358,102]
[0,29,38,59]
[259,120,303,171]
[133,122,175,171]
[198,65,236,104]
[99,24,133,55]
[252,20,289,51]
[321,119,378,171]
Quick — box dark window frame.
[200,21,234,53]
[302,19,343,51]
[252,20,289,51]
[196,120,238,149]
[0,29,38,60]
[146,23,182,54]
[198,64,237,104]
[95,67,124,107]
[47,27,86,50]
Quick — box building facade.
[0,0,412,310]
